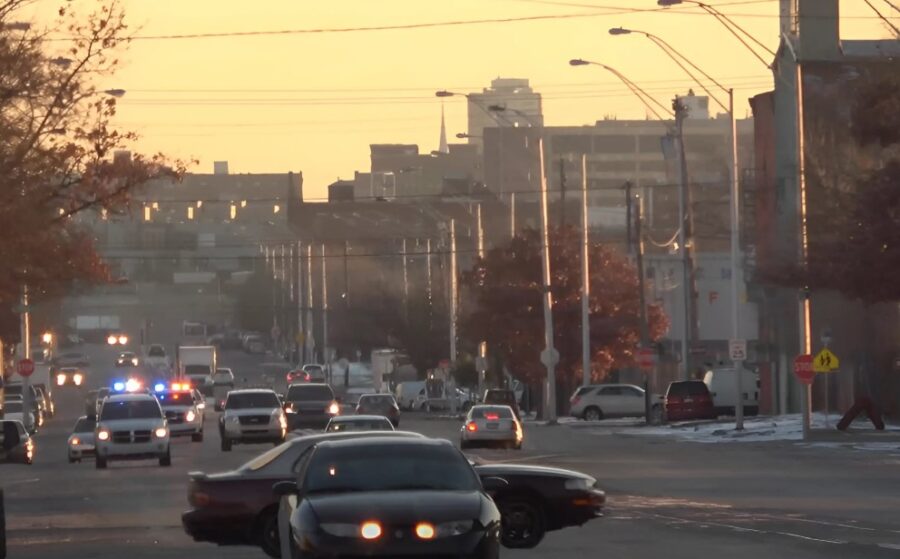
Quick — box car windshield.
[303,365,324,376]
[326,418,392,432]
[471,406,513,419]
[74,418,96,432]
[100,400,162,420]
[286,385,333,401]
[358,395,394,408]
[305,443,479,493]
[148,346,165,356]
[669,382,709,397]
[227,392,279,409]
[4,402,23,413]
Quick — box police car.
[95,389,171,469]
[153,382,205,442]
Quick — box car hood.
[306,490,482,524]
[475,463,593,481]
[226,408,278,417]
[98,418,165,430]
[162,404,194,411]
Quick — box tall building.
[354,143,481,199]
[466,78,543,151]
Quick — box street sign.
[729,339,747,362]
[636,348,656,371]
[17,359,34,378]
[813,348,839,373]
[540,347,560,367]
[793,354,814,385]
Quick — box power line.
[862,0,900,34]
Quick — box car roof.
[289,430,422,445]
[289,382,330,388]
[105,393,157,403]
[471,404,513,410]
[331,414,392,422]
[228,388,277,395]
[316,436,452,451]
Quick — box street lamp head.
[455,133,468,139]
[569,58,589,66]
[434,90,455,98]
[608,27,632,35]
[657,0,683,5]
[487,104,506,112]
[103,89,126,98]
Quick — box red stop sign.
[17,358,35,377]
[636,348,656,371]
[794,354,814,385]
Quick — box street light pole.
[537,139,558,422]
[580,155,591,387]
[449,219,458,364]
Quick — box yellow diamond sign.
[813,348,839,373]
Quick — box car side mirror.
[481,476,509,492]
[272,480,299,497]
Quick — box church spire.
[438,104,449,154]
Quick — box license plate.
[684,398,693,403]
[487,423,498,430]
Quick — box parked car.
[703,367,760,416]
[0,420,34,465]
[355,393,400,427]
[461,404,523,450]
[394,380,427,410]
[569,383,663,421]
[664,380,717,422]
[34,385,54,418]
[483,388,521,419]
[3,401,36,434]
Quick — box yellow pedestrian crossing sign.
[813,348,839,373]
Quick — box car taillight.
[667,396,683,405]
[190,491,211,507]
[571,396,581,406]
[466,422,478,432]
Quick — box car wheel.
[159,448,172,467]
[221,438,232,452]
[256,507,281,558]
[95,455,107,469]
[497,497,546,549]
[68,456,75,464]
[583,406,603,421]
[191,431,203,443]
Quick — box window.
[600,387,623,396]
[592,135,635,154]
[100,400,162,420]
[573,386,595,397]
[287,385,335,402]
[226,392,280,409]
[74,418,96,432]
[623,387,645,398]
[470,406,513,419]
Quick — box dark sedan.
[276,437,502,559]
[355,393,401,427]
[183,431,424,557]
[182,434,604,557]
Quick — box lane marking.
[775,531,847,544]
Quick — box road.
[3,346,900,558]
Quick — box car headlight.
[97,429,110,441]
[186,410,196,422]
[70,437,80,446]
[321,523,362,538]
[73,373,83,386]
[131,358,139,366]
[564,477,596,491]
[328,402,340,415]
[435,520,474,537]
[56,374,66,386]
[154,427,168,438]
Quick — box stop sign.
[636,348,656,371]
[17,358,35,377]
[793,354,814,385]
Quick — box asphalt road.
[3,347,900,558]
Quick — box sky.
[27,0,900,200]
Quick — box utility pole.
[20,285,32,432]
[401,238,409,320]
[306,245,314,364]
[625,183,633,251]
[580,155,591,387]
[509,192,516,239]
[674,98,699,380]
[633,188,652,421]
[449,220,458,364]
[321,244,328,377]
[476,204,485,259]
[795,61,812,441]
[559,157,567,227]
[426,238,433,303]
[343,241,350,307]
[727,87,745,430]
[537,139,559,422]
[297,241,303,365]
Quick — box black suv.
[283,383,340,429]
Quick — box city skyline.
[27,0,898,197]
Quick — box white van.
[394,381,427,411]
[703,368,760,416]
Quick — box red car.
[284,369,310,384]
[664,380,717,422]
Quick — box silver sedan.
[460,404,523,450]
